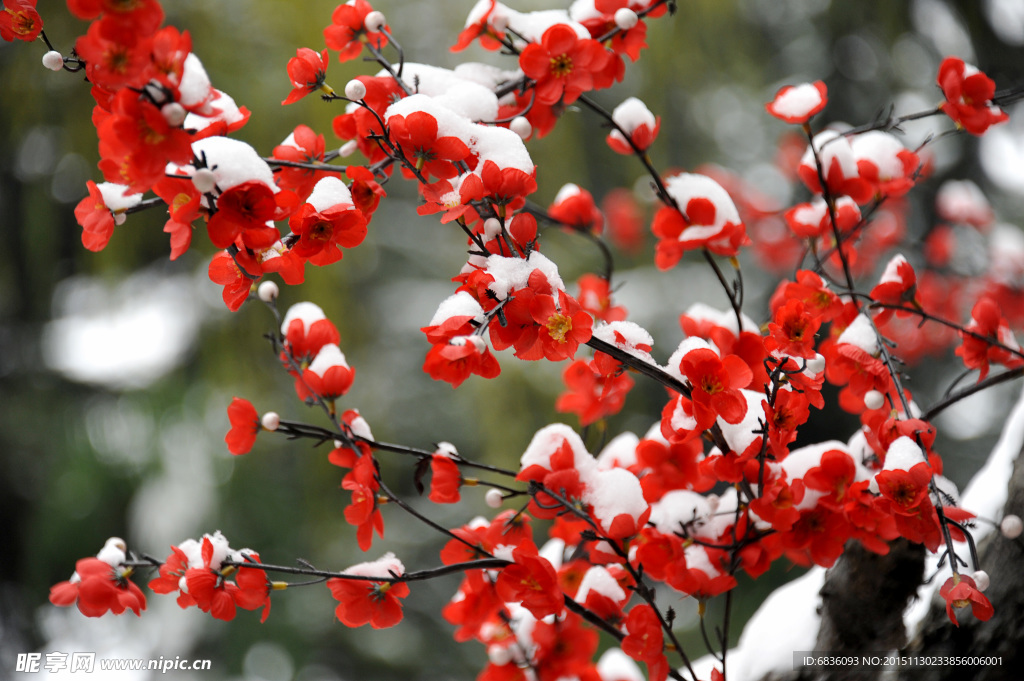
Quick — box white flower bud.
[1001,514,1023,539]
[261,412,280,431]
[192,168,217,194]
[485,488,504,508]
[483,217,502,239]
[614,8,639,30]
[42,50,64,71]
[113,212,127,226]
[339,139,359,158]
[863,390,885,411]
[344,79,367,101]
[972,570,990,591]
[509,116,532,140]
[805,355,826,374]
[257,280,279,303]
[161,102,187,127]
[488,645,512,666]
[364,10,386,33]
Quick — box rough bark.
[901,439,1024,681]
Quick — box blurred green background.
[2,1,1024,679]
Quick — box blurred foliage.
[1,1,1023,679]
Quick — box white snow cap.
[280,301,328,336]
[190,136,276,193]
[389,63,499,123]
[716,389,764,453]
[597,647,645,681]
[801,129,859,180]
[97,183,144,212]
[682,302,760,336]
[344,552,405,578]
[307,343,350,375]
[520,423,595,475]
[882,436,927,472]
[177,530,232,570]
[878,253,910,284]
[770,82,826,120]
[485,251,564,300]
[428,291,485,326]
[836,313,879,355]
[649,489,713,536]
[664,172,742,227]
[596,431,640,470]
[592,321,656,365]
[178,53,214,113]
[852,130,909,180]
[610,97,656,138]
[384,93,533,174]
[582,467,649,536]
[576,565,627,605]
[307,176,354,212]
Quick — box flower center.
[549,54,574,78]
[546,313,572,343]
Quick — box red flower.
[429,451,462,504]
[422,334,501,388]
[74,181,117,252]
[938,57,1008,135]
[528,290,594,361]
[622,604,669,681]
[955,296,1024,381]
[388,111,471,181]
[875,462,932,514]
[208,251,259,312]
[233,554,273,623]
[940,574,994,626]
[766,299,821,359]
[50,558,146,618]
[548,184,603,233]
[207,182,282,250]
[652,173,748,268]
[0,0,42,42]
[301,343,356,402]
[324,0,388,62]
[607,97,661,154]
[347,166,387,215]
[343,455,385,550]
[495,547,563,619]
[327,553,409,628]
[271,125,329,199]
[765,81,828,124]
[225,397,260,455]
[184,538,239,621]
[679,348,753,426]
[147,545,195,609]
[75,20,152,91]
[555,358,634,426]
[288,202,368,266]
[451,0,505,52]
[283,48,331,105]
[478,159,538,215]
[519,24,610,106]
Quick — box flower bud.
[509,116,532,140]
[364,10,386,32]
[488,645,512,666]
[42,50,64,71]
[972,570,990,591]
[192,168,217,194]
[483,217,502,239]
[614,8,639,30]
[161,102,187,127]
[805,355,826,374]
[113,212,127,226]
[863,390,885,411]
[257,280,280,303]
[344,79,367,101]
[1001,514,1023,539]
[485,488,504,508]
[261,412,280,431]
[339,140,359,158]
